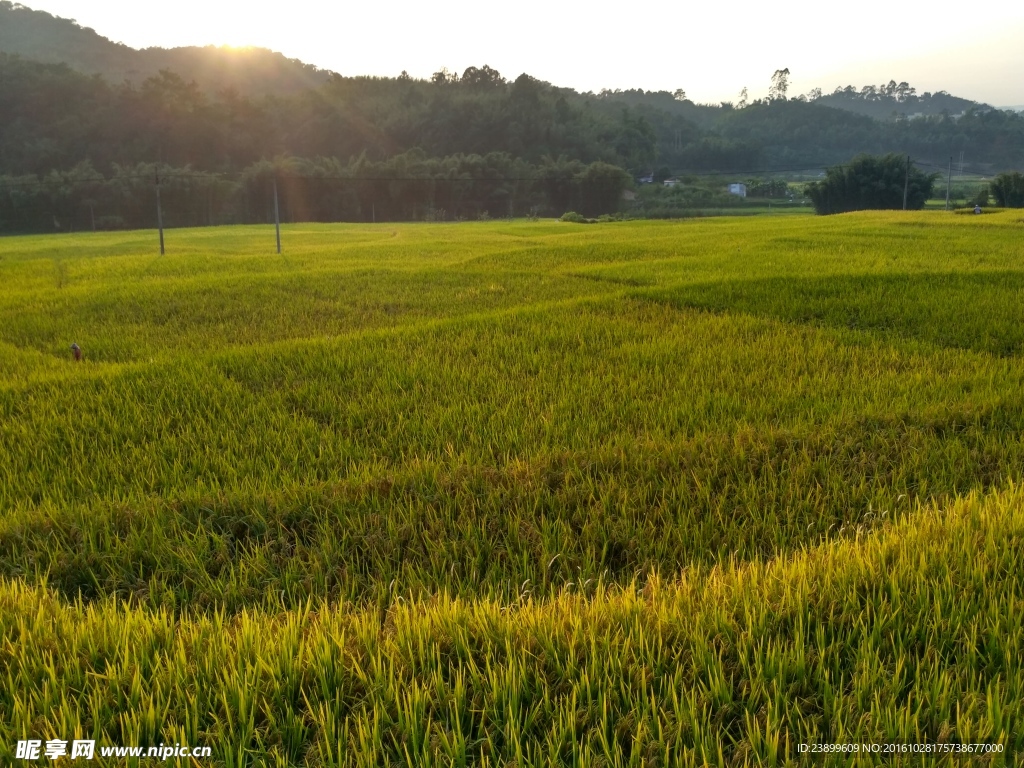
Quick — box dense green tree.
[769,68,790,101]
[990,172,1024,208]
[460,65,505,90]
[535,156,585,213]
[806,153,938,215]
[577,161,632,216]
[718,98,883,167]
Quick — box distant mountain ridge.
[2,1,999,121]
[0,1,333,96]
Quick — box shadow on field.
[641,270,1024,357]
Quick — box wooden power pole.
[273,177,282,254]
[155,170,165,255]
[945,156,952,210]
[902,155,910,211]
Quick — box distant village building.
[638,173,655,184]
[728,183,747,198]
[663,178,680,187]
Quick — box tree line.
[0,154,633,234]
[805,156,1024,214]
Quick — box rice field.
[1,212,1023,765]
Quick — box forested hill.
[4,50,1022,181]
[0,1,331,96]
[1,0,1023,182]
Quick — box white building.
[728,183,747,198]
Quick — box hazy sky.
[24,0,1024,106]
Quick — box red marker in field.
[70,343,82,361]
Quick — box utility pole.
[273,176,281,254]
[155,170,165,255]
[945,156,952,210]
[902,155,910,211]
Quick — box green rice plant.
[4,296,1024,608]
[0,486,1021,765]
[2,211,1024,761]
